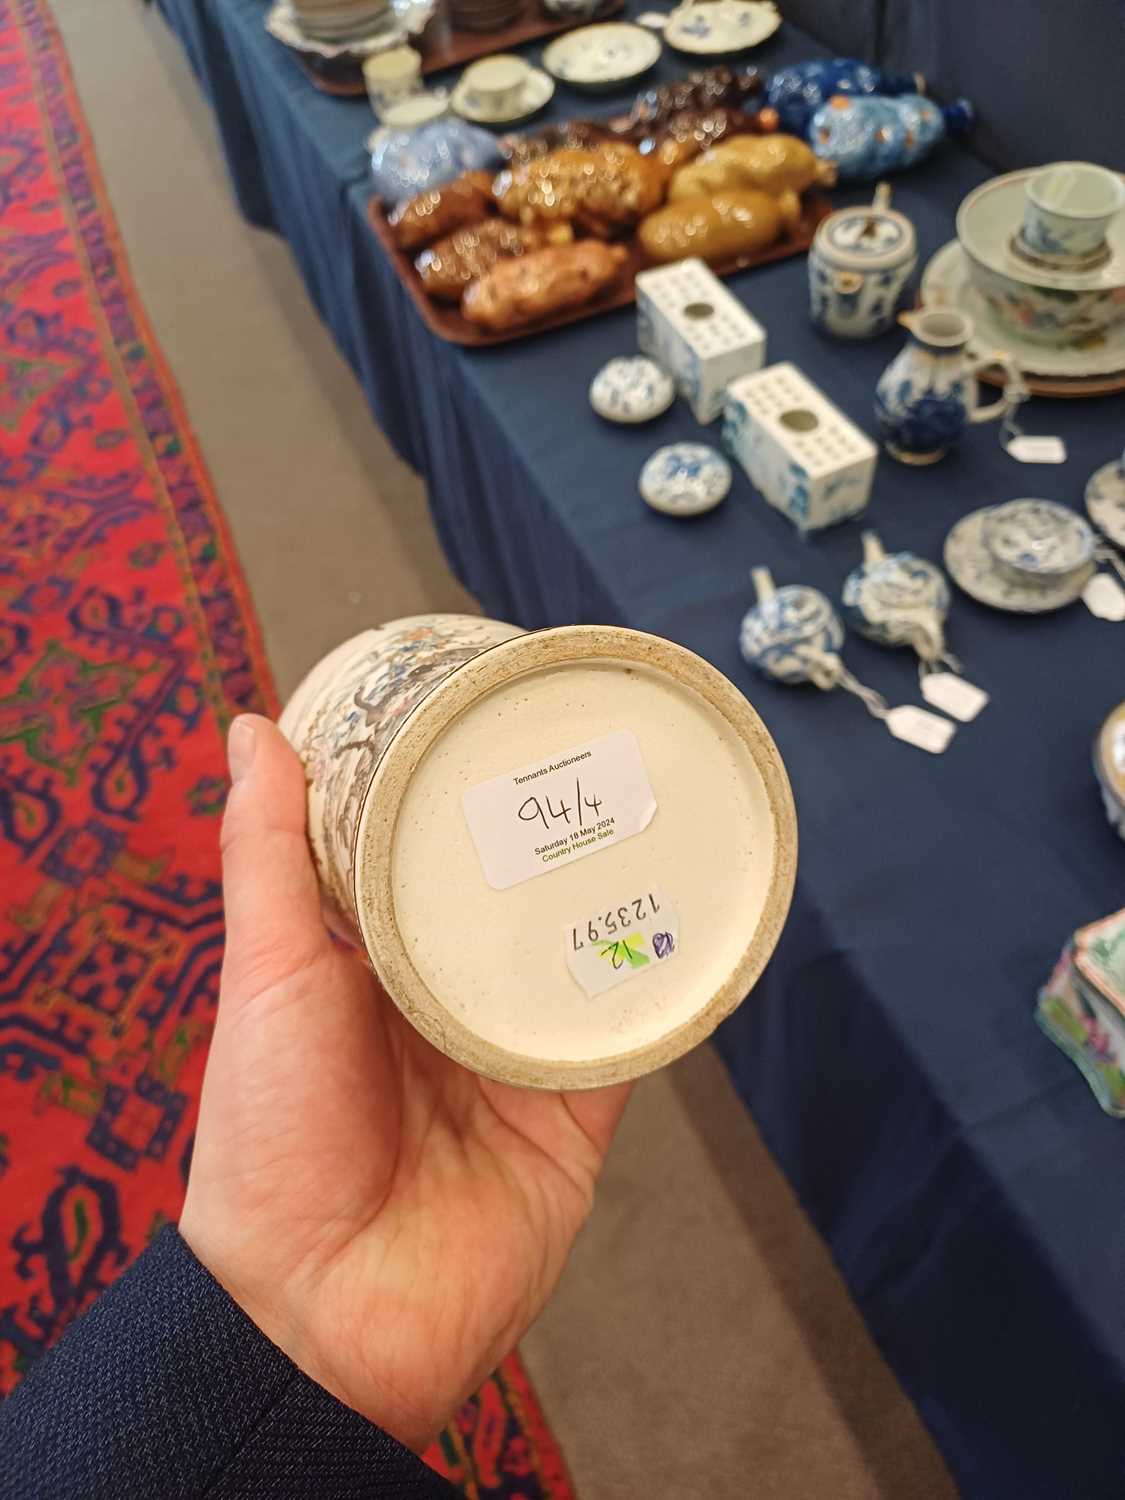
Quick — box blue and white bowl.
[590,357,675,425]
[639,443,731,517]
[740,584,844,684]
[1085,453,1125,551]
[984,499,1096,585]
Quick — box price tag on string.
[1000,374,1067,464]
[1084,573,1125,621]
[920,672,990,722]
[885,706,957,754]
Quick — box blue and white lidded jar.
[809,183,917,340]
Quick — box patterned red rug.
[0,3,575,1493]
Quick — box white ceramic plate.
[922,241,1125,380]
[452,67,555,125]
[944,507,1093,613]
[1087,460,1125,550]
[664,0,780,55]
[542,23,662,92]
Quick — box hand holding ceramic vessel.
[180,716,631,1453]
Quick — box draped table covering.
[154,2,1125,1492]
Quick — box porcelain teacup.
[1022,161,1125,265]
[461,55,531,118]
[983,499,1096,588]
[364,47,423,117]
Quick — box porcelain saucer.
[1086,460,1125,550]
[664,0,780,55]
[921,241,1125,381]
[542,22,662,91]
[944,507,1094,613]
[452,67,555,125]
[590,357,675,423]
[640,443,731,516]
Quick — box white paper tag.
[462,730,657,891]
[636,10,669,25]
[565,888,678,998]
[885,705,956,754]
[1083,572,1125,621]
[1006,435,1067,464]
[920,672,990,723]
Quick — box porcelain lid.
[815,204,917,270]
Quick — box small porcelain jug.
[809,182,917,339]
[874,307,1018,465]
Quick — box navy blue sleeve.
[0,1227,459,1500]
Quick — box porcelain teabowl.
[983,499,1096,586]
[842,532,950,661]
[281,617,796,1089]
[590,356,675,424]
[944,508,1094,613]
[809,183,917,339]
[639,443,731,515]
[1022,162,1125,265]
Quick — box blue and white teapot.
[842,531,952,666]
[809,183,917,340]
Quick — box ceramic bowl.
[590,357,675,424]
[984,500,1096,586]
[664,0,780,56]
[369,118,500,204]
[957,170,1125,350]
[541,23,662,92]
[1023,162,1125,265]
[740,585,844,684]
[1095,700,1125,843]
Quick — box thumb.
[220,714,331,1003]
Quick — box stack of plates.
[294,0,394,41]
[447,0,524,33]
[1037,907,1125,1118]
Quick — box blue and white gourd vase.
[766,59,921,138]
[874,307,1017,465]
[809,94,973,182]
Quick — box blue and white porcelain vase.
[809,182,917,339]
[874,308,1017,466]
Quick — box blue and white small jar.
[842,532,951,663]
[640,443,731,517]
[809,183,917,340]
[590,357,675,424]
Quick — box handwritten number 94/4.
[518,779,603,833]
[571,893,660,951]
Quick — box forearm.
[0,1227,458,1500]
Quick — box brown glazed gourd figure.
[668,133,837,202]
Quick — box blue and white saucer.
[590,356,675,424]
[1086,458,1125,550]
[640,443,731,516]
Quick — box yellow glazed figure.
[669,133,837,202]
[638,189,801,266]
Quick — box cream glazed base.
[354,625,797,1089]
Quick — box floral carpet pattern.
[0,4,573,1493]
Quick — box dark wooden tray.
[367,193,832,345]
[295,0,624,95]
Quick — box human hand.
[179,715,631,1452]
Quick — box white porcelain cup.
[1022,161,1125,263]
[363,47,423,116]
[461,55,530,116]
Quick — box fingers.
[564,1081,633,1161]
[220,714,330,1003]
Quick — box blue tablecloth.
[155,2,1125,1492]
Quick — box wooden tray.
[295,0,624,95]
[368,194,832,345]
